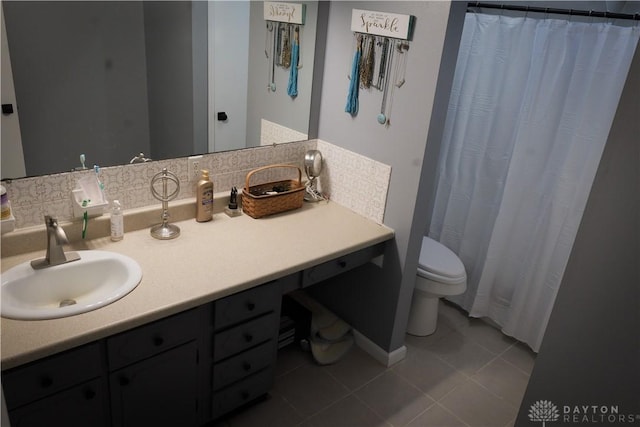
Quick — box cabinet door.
[109,341,199,427]
[9,378,108,427]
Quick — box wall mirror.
[1,1,324,179]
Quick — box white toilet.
[407,236,467,336]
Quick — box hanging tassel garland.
[345,36,362,116]
[282,25,291,69]
[343,32,409,120]
[360,35,375,89]
[287,27,300,97]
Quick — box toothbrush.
[94,165,105,192]
[82,211,88,239]
[81,199,90,239]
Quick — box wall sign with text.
[351,9,415,40]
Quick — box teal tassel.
[287,40,299,97]
[345,47,361,115]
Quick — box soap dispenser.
[196,170,214,222]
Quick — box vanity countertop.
[1,201,393,370]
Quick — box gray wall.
[246,1,320,146]
[191,1,209,155]
[310,1,467,352]
[3,1,205,174]
[143,1,198,161]
[515,42,640,425]
[310,0,639,364]
[4,1,151,175]
[0,6,26,179]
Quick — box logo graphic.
[529,400,560,426]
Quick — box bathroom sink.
[1,250,142,320]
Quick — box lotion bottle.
[110,200,124,241]
[196,170,214,222]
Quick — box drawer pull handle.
[243,333,253,343]
[40,376,53,388]
[242,362,252,371]
[153,336,165,346]
[84,389,96,400]
[246,301,256,311]
[338,260,347,268]
[119,376,130,386]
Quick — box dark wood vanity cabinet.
[2,280,286,427]
[107,308,203,427]
[209,280,282,419]
[2,343,109,427]
[2,244,385,426]
[109,341,200,427]
[7,378,109,427]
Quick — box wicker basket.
[242,164,305,218]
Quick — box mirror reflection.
[1,1,320,179]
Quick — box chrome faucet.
[31,216,81,270]
[129,152,152,164]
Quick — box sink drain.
[59,299,77,308]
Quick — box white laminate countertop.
[1,201,393,370]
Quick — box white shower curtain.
[429,13,639,352]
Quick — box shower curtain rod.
[467,2,640,21]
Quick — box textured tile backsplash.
[260,119,308,146]
[2,139,391,229]
[316,140,391,224]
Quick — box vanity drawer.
[213,312,278,362]
[2,342,102,410]
[211,367,274,418]
[214,282,280,330]
[8,377,109,427]
[302,243,386,287]
[212,340,276,390]
[107,308,200,371]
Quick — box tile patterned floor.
[215,301,536,427]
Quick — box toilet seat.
[417,267,466,285]
[417,237,466,285]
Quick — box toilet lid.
[418,237,466,279]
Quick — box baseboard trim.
[352,329,407,367]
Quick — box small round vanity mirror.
[304,150,325,202]
[304,150,323,180]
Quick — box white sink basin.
[1,250,142,320]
